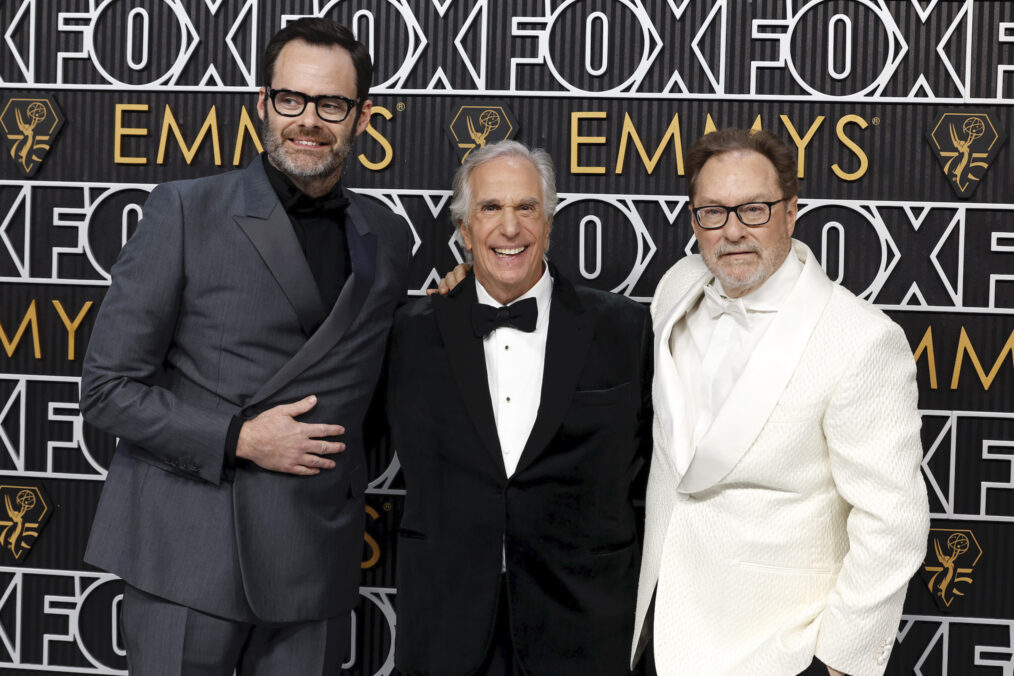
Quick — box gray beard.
[260,116,355,180]
[703,235,792,297]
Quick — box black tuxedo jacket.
[387,269,652,676]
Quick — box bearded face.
[691,150,797,298]
[260,105,357,181]
[255,40,371,191]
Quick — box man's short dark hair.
[262,17,373,104]
[685,128,798,202]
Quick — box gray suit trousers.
[121,585,350,676]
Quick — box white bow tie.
[702,284,751,328]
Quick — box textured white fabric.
[634,240,930,676]
[475,267,552,478]
[680,252,802,460]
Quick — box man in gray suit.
[80,18,410,674]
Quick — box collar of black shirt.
[261,152,347,218]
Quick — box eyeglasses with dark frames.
[690,198,790,230]
[266,88,359,124]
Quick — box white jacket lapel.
[678,242,834,494]
[653,269,711,476]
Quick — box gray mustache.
[715,244,761,256]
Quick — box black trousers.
[797,657,840,675]
[638,638,837,676]
[475,576,526,676]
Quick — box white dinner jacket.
[633,241,929,676]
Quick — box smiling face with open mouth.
[256,40,372,196]
[459,154,551,305]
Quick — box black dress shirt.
[261,153,351,308]
[224,154,353,468]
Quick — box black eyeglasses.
[266,88,359,123]
[691,198,790,230]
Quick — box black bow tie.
[289,193,350,220]
[471,297,538,337]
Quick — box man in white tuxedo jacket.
[632,128,929,676]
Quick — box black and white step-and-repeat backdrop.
[0,1,1012,673]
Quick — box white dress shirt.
[670,249,803,472]
[475,266,553,478]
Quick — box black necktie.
[471,297,538,337]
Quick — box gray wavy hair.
[449,141,557,260]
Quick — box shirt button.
[506,396,511,403]
[505,345,510,351]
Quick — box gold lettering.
[615,113,683,175]
[570,111,607,175]
[950,327,1014,390]
[913,326,938,390]
[831,114,869,181]
[362,505,381,569]
[780,115,825,178]
[113,103,149,165]
[52,300,93,361]
[704,114,764,135]
[0,301,42,359]
[704,114,718,136]
[359,106,394,171]
[157,104,222,165]
[232,106,263,167]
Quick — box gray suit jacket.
[81,158,411,623]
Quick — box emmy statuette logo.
[0,94,65,177]
[926,112,1006,198]
[922,528,982,609]
[0,483,52,563]
[447,104,517,163]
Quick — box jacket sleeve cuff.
[814,600,902,676]
[224,415,245,469]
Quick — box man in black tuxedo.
[387,141,652,675]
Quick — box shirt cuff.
[224,415,245,469]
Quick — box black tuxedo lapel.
[433,277,505,476]
[515,270,592,475]
[244,189,378,409]
[234,162,327,336]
